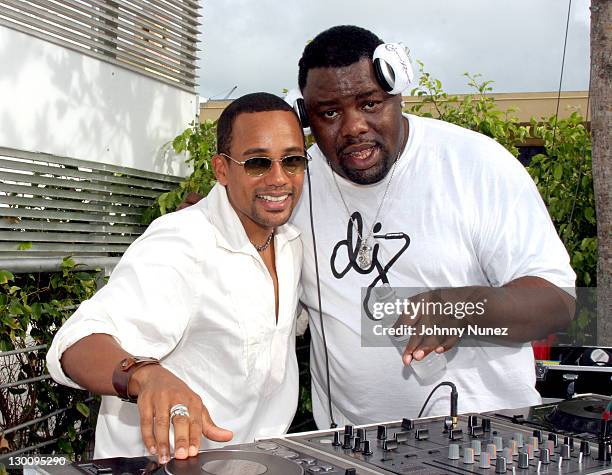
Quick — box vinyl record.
[546,396,612,435]
[164,450,304,475]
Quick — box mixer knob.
[382,439,398,451]
[362,440,373,456]
[487,443,498,460]
[546,440,555,454]
[344,470,356,475]
[470,426,484,438]
[401,418,414,430]
[580,440,591,456]
[463,447,475,464]
[332,431,341,447]
[449,429,463,441]
[479,452,491,469]
[540,447,551,464]
[471,440,482,456]
[448,443,460,460]
[513,432,524,448]
[560,444,571,459]
[376,425,387,440]
[495,456,507,473]
[525,443,534,459]
[394,431,409,443]
[344,425,353,437]
[548,432,558,447]
[502,447,513,464]
[342,433,352,449]
[352,436,361,452]
[493,436,503,451]
[529,436,539,452]
[415,429,429,440]
[533,429,543,443]
[508,439,517,454]
[356,428,365,440]
[518,451,529,469]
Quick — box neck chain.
[329,150,402,270]
[252,231,274,252]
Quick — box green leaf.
[76,401,90,417]
[17,242,32,250]
[0,270,14,284]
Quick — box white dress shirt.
[46,183,302,458]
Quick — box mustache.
[254,187,295,195]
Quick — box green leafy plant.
[143,120,218,222]
[0,258,101,461]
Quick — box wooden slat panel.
[0,207,148,225]
[0,158,178,191]
[0,231,135,244]
[0,219,146,235]
[0,148,183,185]
[27,0,198,66]
[0,183,151,211]
[0,194,145,219]
[1,1,198,82]
[1,171,160,200]
[0,242,129,253]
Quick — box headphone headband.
[286,42,414,129]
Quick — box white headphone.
[286,42,413,130]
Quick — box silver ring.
[170,404,190,422]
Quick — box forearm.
[60,333,130,396]
[461,276,575,342]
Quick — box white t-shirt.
[291,114,575,428]
[47,184,302,458]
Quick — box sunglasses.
[220,153,310,177]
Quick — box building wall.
[200,92,589,125]
[0,26,196,177]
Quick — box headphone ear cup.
[295,97,310,128]
[372,43,413,95]
[284,89,311,134]
[373,57,394,93]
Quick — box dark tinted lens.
[243,157,272,176]
[282,155,307,174]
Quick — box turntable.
[32,395,612,474]
[489,393,612,442]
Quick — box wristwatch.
[112,356,160,403]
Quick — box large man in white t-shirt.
[290,25,576,429]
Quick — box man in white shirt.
[46,92,308,462]
[289,25,576,429]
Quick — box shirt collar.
[204,183,300,254]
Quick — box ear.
[212,154,229,186]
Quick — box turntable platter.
[545,395,611,434]
[164,450,304,475]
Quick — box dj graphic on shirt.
[180,25,576,435]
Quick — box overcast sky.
[196,0,591,100]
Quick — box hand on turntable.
[130,365,233,464]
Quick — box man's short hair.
[217,92,299,155]
[298,25,384,90]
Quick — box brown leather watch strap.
[112,356,160,403]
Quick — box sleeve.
[475,162,576,292]
[46,214,206,388]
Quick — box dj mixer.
[29,395,612,475]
